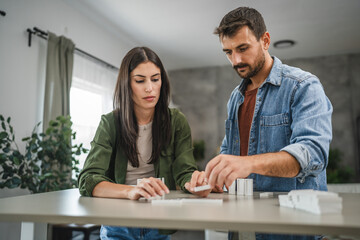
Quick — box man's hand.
[185,170,212,197]
[127,177,169,200]
[205,154,252,189]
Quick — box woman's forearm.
[92,181,132,199]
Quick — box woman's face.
[130,61,162,114]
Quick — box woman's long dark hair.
[113,47,171,167]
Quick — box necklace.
[139,121,152,132]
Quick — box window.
[70,53,118,170]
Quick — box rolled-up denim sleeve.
[281,76,332,182]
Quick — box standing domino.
[236,178,253,196]
[228,180,236,194]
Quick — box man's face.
[221,26,266,79]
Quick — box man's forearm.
[249,151,300,178]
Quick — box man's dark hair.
[214,7,267,40]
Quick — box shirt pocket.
[260,113,291,153]
[223,119,234,153]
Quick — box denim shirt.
[220,57,333,192]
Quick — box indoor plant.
[326,148,354,183]
[0,114,88,193]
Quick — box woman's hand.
[126,177,170,200]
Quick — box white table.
[0,189,359,239]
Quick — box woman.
[78,47,209,240]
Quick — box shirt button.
[258,97,262,101]
[251,139,255,143]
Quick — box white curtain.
[70,52,118,169]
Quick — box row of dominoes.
[228,178,253,196]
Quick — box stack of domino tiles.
[278,189,342,215]
[237,178,253,196]
[228,178,253,195]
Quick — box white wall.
[0,0,136,239]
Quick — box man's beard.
[233,52,265,79]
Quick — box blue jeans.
[100,226,170,240]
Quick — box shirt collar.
[264,56,282,87]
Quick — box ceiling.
[65,0,360,71]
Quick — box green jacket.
[79,108,197,195]
[78,109,197,234]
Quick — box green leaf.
[57,115,67,123]
[19,164,24,174]
[0,115,4,121]
[33,165,40,173]
[1,122,6,131]
[25,151,32,160]
[2,171,13,179]
[46,127,53,135]
[13,150,23,159]
[0,131,8,139]
[29,143,38,153]
[51,121,59,127]
[11,177,21,186]
[6,117,11,124]
[4,179,15,188]
[22,137,30,141]
[0,153,7,161]
[13,157,20,165]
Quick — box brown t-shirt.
[238,88,258,156]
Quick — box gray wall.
[168,53,360,180]
[169,65,238,170]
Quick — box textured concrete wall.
[168,53,360,180]
[169,65,238,169]
[349,54,360,179]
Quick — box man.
[196,6,332,240]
